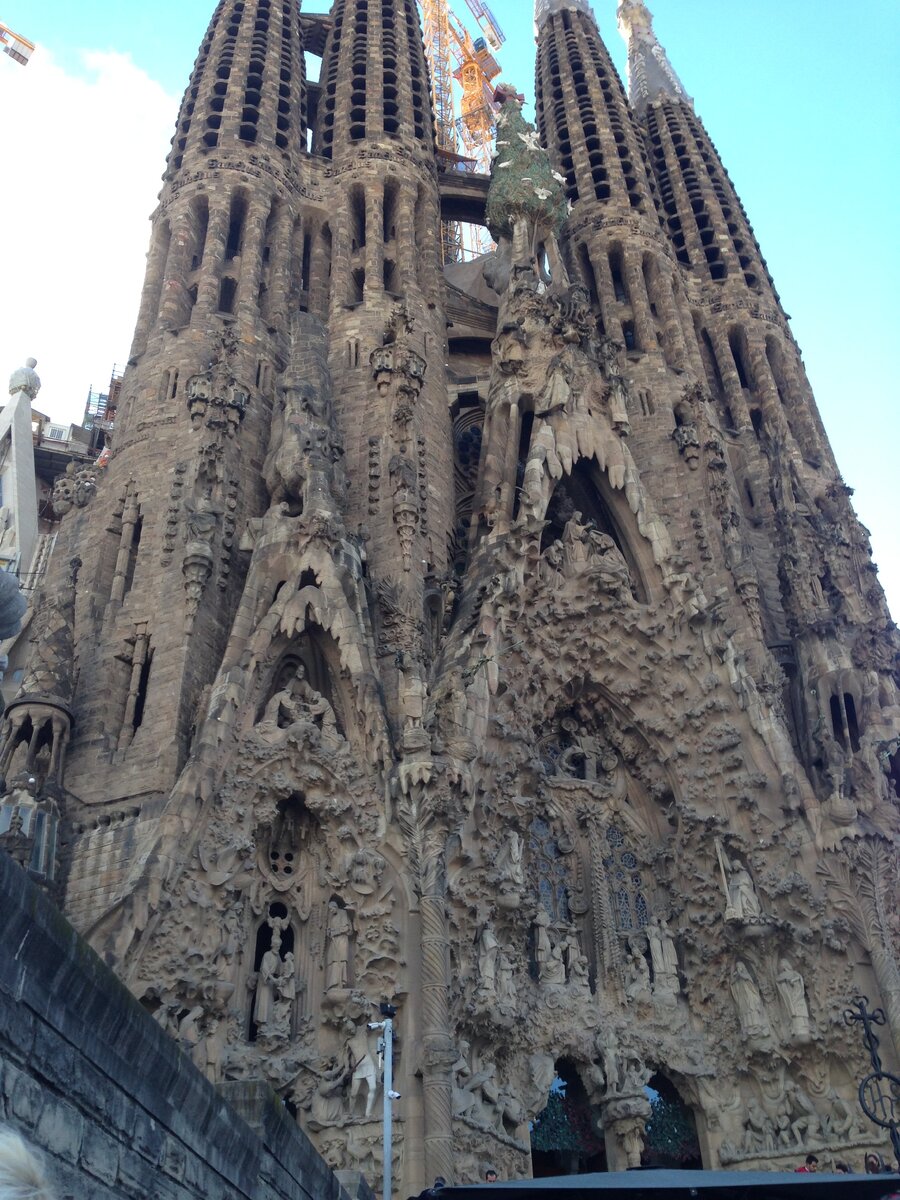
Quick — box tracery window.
[529,818,571,924]
[603,825,649,933]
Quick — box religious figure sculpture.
[345,1018,379,1119]
[784,1081,821,1147]
[253,928,283,1033]
[309,1058,350,1129]
[741,1099,775,1154]
[646,916,680,1001]
[624,943,652,1004]
[716,843,765,924]
[325,901,353,992]
[543,939,567,987]
[533,910,552,979]
[477,923,500,997]
[730,961,771,1041]
[775,959,812,1042]
[494,829,525,898]
[258,663,339,744]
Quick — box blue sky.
[1,0,897,617]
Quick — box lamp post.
[845,995,900,1171]
[370,1002,399,1200]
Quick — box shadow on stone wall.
[0,849,374,1200]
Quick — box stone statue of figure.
[533,910,552,979]
[730,961,771,1041]
[741,1098,775,1153]
[477,923,500,996]
[624,944,652,1004]
[646,916,680,999]
[497,952,516,1007]
[259,662,338,742]
[325,901,352,992]
[543,938,567,986]
[345,1019,379,1119]
[724,857,763,922]
[254,928,283,1031]
[309,1057,350,1129]
[495,829,525,892]
[564,932,591,996]
[271,951,297,1040]
[776,959,812,1041]
[784,1081,821,1146]
[8,358,41,400]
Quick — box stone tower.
[2,0,898,1192]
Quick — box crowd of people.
[796,1150,898,1177]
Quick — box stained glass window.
[529,818,571,923]
[603,824,649,932]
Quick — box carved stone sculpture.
[730,961,771,1041]
[775,959,812,1042]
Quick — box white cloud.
[0,49,178,424]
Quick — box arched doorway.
[644,1073,702,1169]
[530,1060,606,1177]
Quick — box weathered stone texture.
[0,850,353,1200]
[1,0,898,1196]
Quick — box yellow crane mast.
[420,0,507,262]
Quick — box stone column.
[601,1092,651,1172]
[707,325,751,433]
[419,836,455,1184]
[623,246,657,355]
[589,244,624,346]
[238,199,271,319]
[158,209,199,331]
[268,202,294,322]
[131,221,172,357]
[365,183,385,298]
[196,201,233,314]
[397,185,418,292]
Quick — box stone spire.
[617,0,691,114]
[534,0,593,32]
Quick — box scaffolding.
[421,0,506,262]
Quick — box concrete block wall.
[0,849,367,1200]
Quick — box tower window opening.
[750,408,763,439]
[622,321,637,352]
[609,246,627,304]
[729,328,752,390]
[123,515,143,599]
[132,649,153,734]
[844,694,861,753]
[225,194,247,261]
[830,695,847,748]
[512,412,535,522]
[219,276,238,313]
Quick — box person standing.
[795,1153,818,1173]
[485,1167,499,1183]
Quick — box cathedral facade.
[3,0,899,1191]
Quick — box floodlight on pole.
[370,1002,399,1200]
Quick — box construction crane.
[420,0,507,263]
[0,22,35,66]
